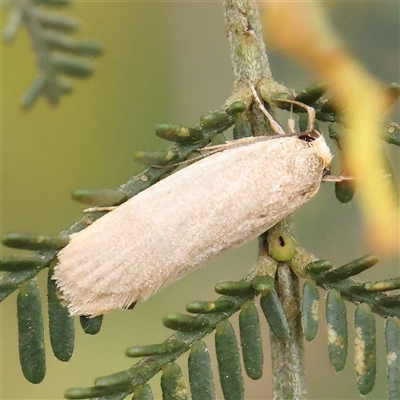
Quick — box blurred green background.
[1,1,399,399]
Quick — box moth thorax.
[299,131,332,168]
[311,136,333,168]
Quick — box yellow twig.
[261,1,399,254]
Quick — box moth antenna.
[205,135,293,152]
[167,135,297,169]
[150,152,209,169]
[153,135,294,169]
[250,85,286,135]
[151,138,272,169]
[84,206,117,213]
[278,98,316,132]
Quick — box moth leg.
[250,85,287,135]
[322,175,356,182]
[323,173,392,182]
[287,111,296,135]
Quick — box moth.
[54,92,332,317]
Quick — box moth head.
[298,131,333,168]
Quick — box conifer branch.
[2,0,102,109]
[61,253,399,399]
[1,1,399,399]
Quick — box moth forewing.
[54,134,332,317]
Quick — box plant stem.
[223,0,290,136]
[224,0,272,86]
[224,2,306,397]
[270,264,306,400]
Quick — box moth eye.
[298,134,315,143]
[298,130,321,143]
